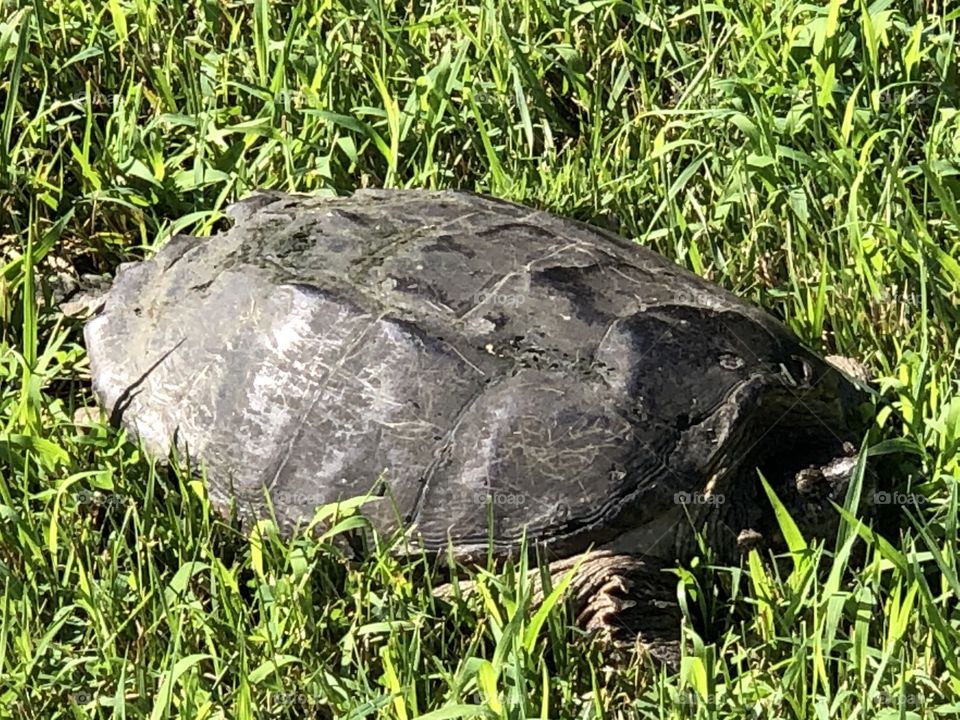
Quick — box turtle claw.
[544,551,682,669]
[736,528,765,552]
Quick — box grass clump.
[1,0,959,717]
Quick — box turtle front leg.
[436,551,683,668]
[541,551,682,669]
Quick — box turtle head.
[793,443,859,500]
[740,441,868,554]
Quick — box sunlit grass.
[1,0,958,717]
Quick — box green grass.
[1,0,959,717]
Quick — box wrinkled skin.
[84,190,870,662]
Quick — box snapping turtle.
[82,189,869,661]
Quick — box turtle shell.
[84,190,865,560]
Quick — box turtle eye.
[778,358,813,387]
[777,363,799,387]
